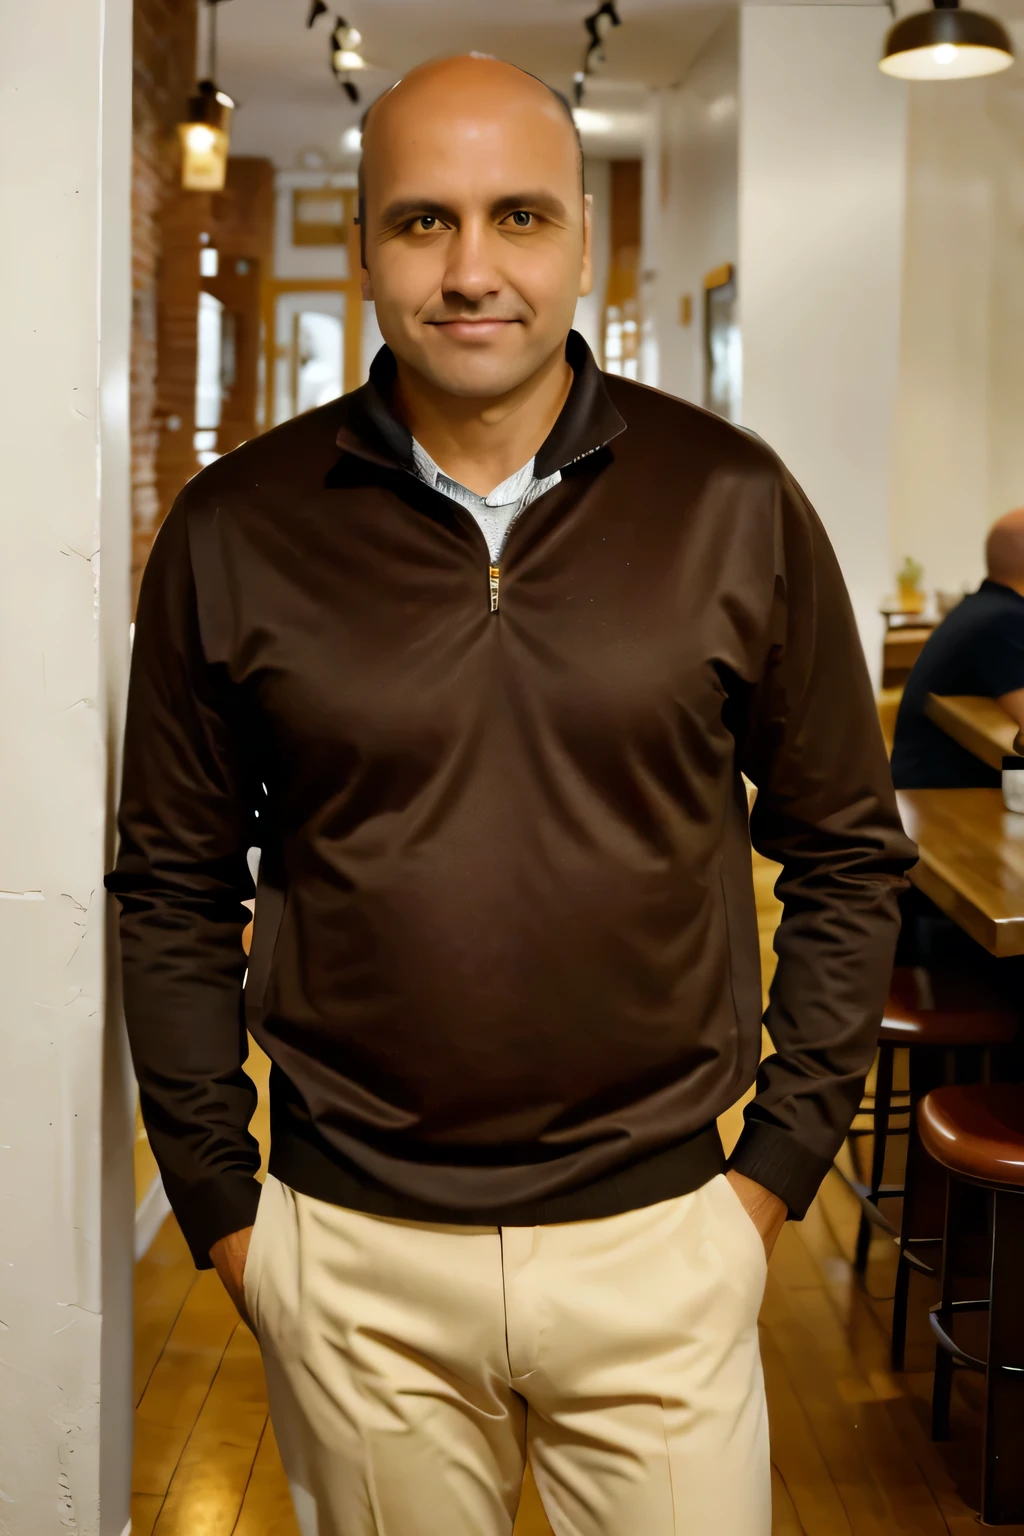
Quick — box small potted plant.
[896,555,925,614]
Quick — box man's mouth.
[426,317,522,337]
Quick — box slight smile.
[428,319,522,340]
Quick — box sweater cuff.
[727,1120,833,1220]
[163,1173,263,1270]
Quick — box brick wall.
[132,0,200,597]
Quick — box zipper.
[403,437,613,618]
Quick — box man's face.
[360,68,592,400]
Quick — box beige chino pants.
[243,1170,770,1536]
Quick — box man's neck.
[393,346,573,497]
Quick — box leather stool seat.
[880,968,1017,1048]
[918,1081,1024,1523]
[847,967,1018,1372]
[918,1083,1024,1189]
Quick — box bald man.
[109,54,914,1536]
[892,508,1024,789]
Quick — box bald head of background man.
[985,507,1024,595]
[357,55,593,440]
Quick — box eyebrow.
[378,190,569,228]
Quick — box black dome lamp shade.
[880,0,1014,79]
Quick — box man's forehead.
[371,122,576,187]
[359,56,583,200]
[369,99,574,164]
[364,55,569,134]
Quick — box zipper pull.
[489,564,500,612]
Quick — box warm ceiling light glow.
[334,49,366,70]
[178,80,233,191]
[340,125,362,154]
[880,0,1014,78]
[185,124,217,155]
[179,0,235,191]
[573,107,614,134]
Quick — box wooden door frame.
[262,269,363,428]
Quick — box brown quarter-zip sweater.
[108,333,917,1268]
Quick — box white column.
[739,7,908,678]
[0,0,135,1531]
[890,43,1024,598]
[639,91,663,388]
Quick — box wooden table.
[881,626,934,688]
[925,693,1017,773]
[897,788,1024,956]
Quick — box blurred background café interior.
[7,0,1024,1530]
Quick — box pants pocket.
[713,1173,768,1300]
[242,1174,273,1331]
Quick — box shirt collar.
[335,329,626,478]
[410,439,545,506]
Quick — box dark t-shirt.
[891,579,1024,789]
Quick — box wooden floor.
[131,852,1022,1534]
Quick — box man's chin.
[413,342,542,401]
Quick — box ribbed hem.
[167,1174,263,1270]
[269,1122,726,1229]
[727,1120,833,1220]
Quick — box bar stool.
[843,967,1016,1368]
[918,1084,1024,1527]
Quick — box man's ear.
[361,264,374,301]
[578,192,594,299]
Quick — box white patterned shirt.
[411,439,562,563]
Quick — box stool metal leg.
[981,1189,1024,1526]
[893,1047,941,1372]
[892,1248,911,1372]
[856,1044,894,1273]
[931,1173,958,1441]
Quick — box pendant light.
[179,0,236,191]
[880,0,1014,79]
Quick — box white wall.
[739,6,908,676]
[574,157,612,362]
[651,17,739,404]
[273,168,356,281]
[0,0,135,1531]
[228,97,364,174]
[890,36,1024,598]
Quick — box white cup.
[1002,755,1024,813]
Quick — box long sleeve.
[106,501,262,1267]
[728,470,918,1218]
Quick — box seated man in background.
[891,507,1024,789]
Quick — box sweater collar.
[335,329,626,479]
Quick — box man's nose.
[441,222,502,304]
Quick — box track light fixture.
[586,2,622,49]
[178,0,235,192]
[330,15,365,102]
[576,3,621,102]
[307,0,329,25]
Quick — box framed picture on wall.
[292,188,349,246]
[703,263,742,423]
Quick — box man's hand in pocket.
[726,1170,787,1260]
[210,1226,256,1330]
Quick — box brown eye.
[418,215,438,231]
